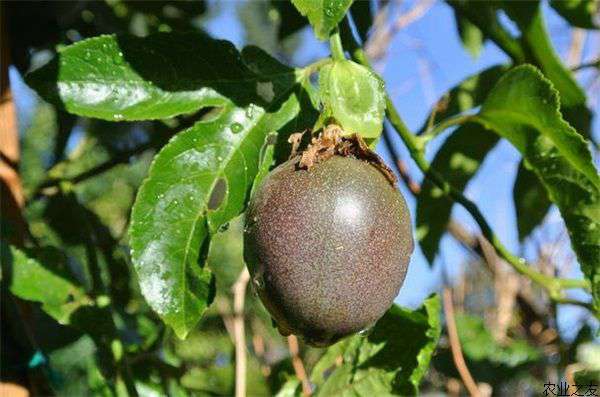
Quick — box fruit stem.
[329,29,346,61]
[340,28,592,301]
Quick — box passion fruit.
[244,138,413,347]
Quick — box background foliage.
[1,0,599,396]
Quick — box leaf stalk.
[329,29,346,61]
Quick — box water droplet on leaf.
[113,52,123,65]
[230,122,243,133]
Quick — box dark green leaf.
[20,103,58,196]
[472,65,600,313]
[418,65,508,134]
[2,244,92,324]
[416,65,507,263]
[454,11,484,58]
[550,0,599,29]
[417,124,499,264]
[312,295,441,396]
[318,59,385,138]
[513,161,552,241]
[291,0,354,40]
[349,1,373,43]
[129,47,304,338]
[272,1,309,40]
[26,32,297,121]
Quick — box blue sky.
[11,0,598,338]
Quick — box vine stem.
[341,38,590,298]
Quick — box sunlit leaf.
[26,32,297,121]
[503,1,592,138]
[471,65,600,313]
[291,0,353,40]
[2,244,92,324]
[129,47,305,337]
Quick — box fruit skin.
[244,155,413,347]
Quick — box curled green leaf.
[318,59,385,139]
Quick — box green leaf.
[550,0,599,29]
[416,65,507,263]
[349,1,374,44]
[513,161,552,241]
[418,65,508,133]
[454,11,484,58]
[502,1,592,138]
[251,134,277,197]
[457,314,541,367]
[129,48,304,338]
[26,32,296,121]
[2,244,92,324]
[417,124,499,264]
[471,65,600,312]
[318,59,385,138]
[291,0,354,40]
[272,1,309,40]
[312,295,441,396]
[433,314,541,385]
[275,378,301,397]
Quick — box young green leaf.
[471,65,600,312]
[318,59,385,138]
[513,161,552,242]
[311,295,441,395]
[2,244,92,324]
[417,124,499,264]
[291,0,353,40]
[25,32,296,121]
[129,85,302,338]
